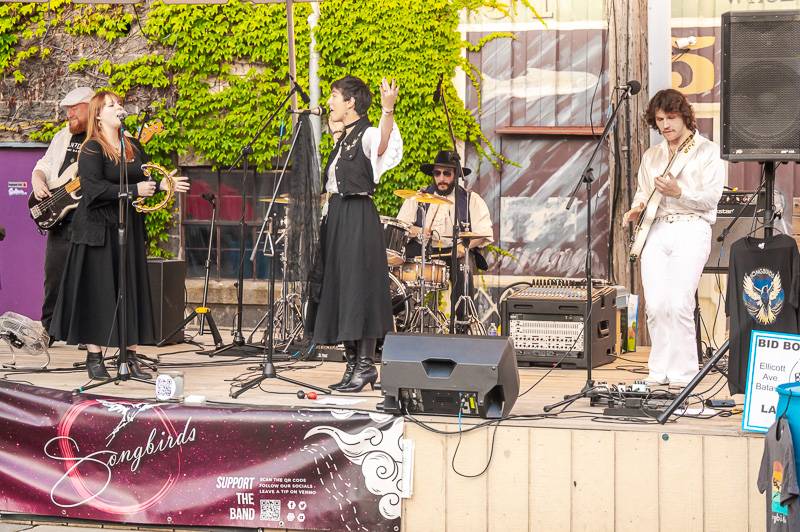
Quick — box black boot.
[329,341,357,390]
[126,350,153,380]
[86,352,110,380]
[338,339,378,393]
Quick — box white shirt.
[631,132,726,225]
[396,186,494,249]
[325,118,403,194]
[32,126,73,188]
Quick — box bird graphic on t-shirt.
[743,270,784,325]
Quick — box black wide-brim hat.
[420,150,472,176]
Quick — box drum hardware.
[247,215,305,353]
[451,231,486,335]
[404,230,449,334]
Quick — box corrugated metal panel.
[464,19,609,277]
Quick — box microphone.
[288,107,326,116]
[116,110,128,121]
[433,74,443,104]
[616,80,641,96]
[290,75,310,104]
[201,192,216,204]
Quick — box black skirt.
[49,213,156,347]
[313,194,393,344]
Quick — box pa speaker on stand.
[721,10,800,163]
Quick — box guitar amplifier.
[705,191,764,272]
[500,279,616,369]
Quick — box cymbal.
[258,194,290,204]
[394,189,453,205]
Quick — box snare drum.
[391,258,449,289]
[380,216,410,266]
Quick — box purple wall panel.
[0,148,47,318]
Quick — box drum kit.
[249,188,490,352]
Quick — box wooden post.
[607,0,650,345]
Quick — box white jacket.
[32,126,72,188]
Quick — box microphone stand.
[204,80,305,358]
[231,116,329,398]
[77,121,153,392]
[543,86,633,411]
[435,77,465,334]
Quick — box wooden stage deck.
[0,334,766,531]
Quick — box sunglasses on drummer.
[433,169,453,177]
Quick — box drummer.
[396,150,493,327]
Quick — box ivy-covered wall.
[1,0,534,256]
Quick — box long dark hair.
[644,89,697,132]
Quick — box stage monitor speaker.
[705,191,765,272]
[148,259,186,345]
[721,10,800,162]
[380,333,519,419]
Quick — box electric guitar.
[628,133,696,261]
[28,121,164,230]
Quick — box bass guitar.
[628,133,696,261]
[28,120,164,230]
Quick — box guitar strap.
[659,133,700,183]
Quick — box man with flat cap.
[396,150,494,330]
[30,86,94,342]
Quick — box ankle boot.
[126,350,152,380]
[338,338,378,393]
[86,352,111,380]
[329,342,357,390]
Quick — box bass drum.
[388,272,410,332]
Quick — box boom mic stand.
[434,75,465,334]
[231,116,328,398]
[544,82,638,412]
[205,81,305,358]
[77,121,153,393]
[657,162,778,424]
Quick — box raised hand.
[380,77,399,111]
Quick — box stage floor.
[0,332,745,437]
[1,333,769,532]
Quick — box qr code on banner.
[260,499,280,521]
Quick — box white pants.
[640,218,711,383]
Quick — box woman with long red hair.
[50,90,189,380]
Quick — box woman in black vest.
[314,76,402,393]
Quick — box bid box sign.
[742,330,800,433]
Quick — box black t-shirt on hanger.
[726,234,800,394]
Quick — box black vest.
[414,184,471,228]
[323,116,375,196]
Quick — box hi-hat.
[258,194,290,204]
[393,189,453,205]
